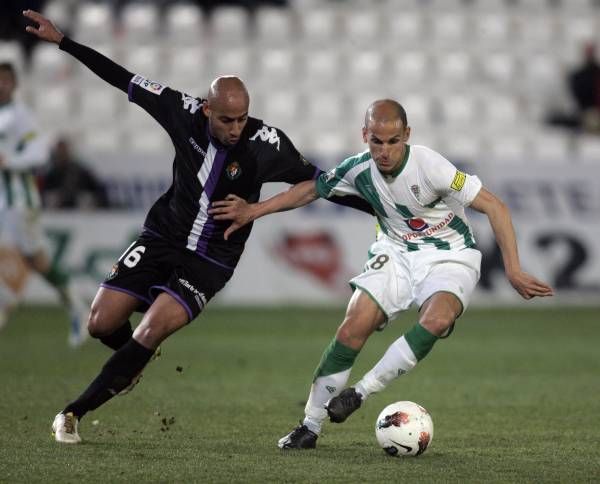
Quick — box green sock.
[313,338,360,381]
[404,323,438,361]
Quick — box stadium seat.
[529,129,571,162]
[298,7,338,46]
[344,49,385,89]
[577,134,600,163]
[81,126,123,153]
[78,88,120,130]
[120,3,160,43]
[559,15,597,47]
[166,46,207,91]
[72,2,114,44]
[300,49,342,89]
[478,51,516,85]
[433,51,473,84]
[259,89,301,129]
[470,12,512,47]
[429,12,468,47]
[209,6,249,46]
[486,133,528,160]
[122,46,164,79]
[305,91,346,131]
[32,86,74,136]
[390,51,430,86]
[437,93,479,126]
[341,8,382,43]
[385,10,424,47]
[210,47,252,81]
[42,0,73,33]
[482,95,520,125]
[438,131,483,162]
[164,3,205,46]
[253,48,297,88]
[254,6,296,47]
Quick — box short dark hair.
[0,62,17,83]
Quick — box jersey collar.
[384,144,410,179]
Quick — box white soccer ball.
[375,401,434,457]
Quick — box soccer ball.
[375,401,434,457]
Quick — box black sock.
[100,321,133,350]
[63,338,154,419]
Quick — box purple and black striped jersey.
[128,77,319,271]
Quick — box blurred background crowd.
[1,0,599,210]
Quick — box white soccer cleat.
[52,412,81,444]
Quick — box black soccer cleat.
[326,387,363,423]
[277,423,318,449]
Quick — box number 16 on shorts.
[118,241,147,268]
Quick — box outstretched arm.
[209,180,318,240]
[469,187,554,299]
[23,10,132,93]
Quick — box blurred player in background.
[210,99,555,449]
[0,61,88,346]
[23,9,373,445]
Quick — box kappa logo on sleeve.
[450,170,466,191]
[249,125,281,151]
[181,93,202,114]
[132,75,166,95]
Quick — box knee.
[419,314,454,337]
[87,305,109,338]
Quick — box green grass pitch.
[1,305,599,483]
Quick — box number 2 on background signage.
[118,242,146,268]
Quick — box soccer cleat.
[52,412,81,444]
[118,346,162,396]
[326,387,363,423]
[277,423,318,449]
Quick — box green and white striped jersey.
[316,144,482,252]
[0,100,48,210]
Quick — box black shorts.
[101,234,233,322]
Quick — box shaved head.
[364,99,407,129]
[362,99,410,175]
[203,76,250,147]
[206,76,249,111]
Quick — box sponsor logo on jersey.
[249,125,281,150]
[132,75,166,95]
[225,161,242,180]
[188,137,206,156]
[402,212,455,240]
[178,278,207,309]
[404,218,429,232]
[181,93,202,114]
[325,168,336,182]
[410,184,420,200]
[451,170,466,191]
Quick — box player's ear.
[403,126,411,142]
[362,126,368,143]
[202,100,210,117]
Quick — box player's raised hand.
[507,271,554,300]
[23,10,64,44]
[209,194,256,240]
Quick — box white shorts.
[349,236,481,322]
[0,208,45,256]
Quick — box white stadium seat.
[344,49,385,89]
[30,44,75,83]
[471,12,512,47]
[577,135,600,163]
[210,7,249,46]
[429,12,468,47]
[341,9,382,43]
[400,93,434,127]
[438,93,479,126]
[122,46,164,79]
[73,2,114,44]
[529,129,571,162]
[42,0,73,33]
[32,86,74,136]
[433,51,473,84]
[254,48,297,88]
[78,88,121,129]
[385,11,424,47]
[120,3,160,43]
[165,3,205,46]
[166,46,207,91]
[300,49,342,88]
[210,47,252,81]
[298,7,338,46]
[0,42,25,77]
[479,51,516,85]
[254,7,295,46]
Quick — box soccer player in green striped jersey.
[211,99,554,449]
[0,62,88,346]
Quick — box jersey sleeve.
[422,149,482,206]
[315,162,363,199]
[127,75,190,133]
[253,125,320,183]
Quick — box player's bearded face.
[363,120,410,175]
